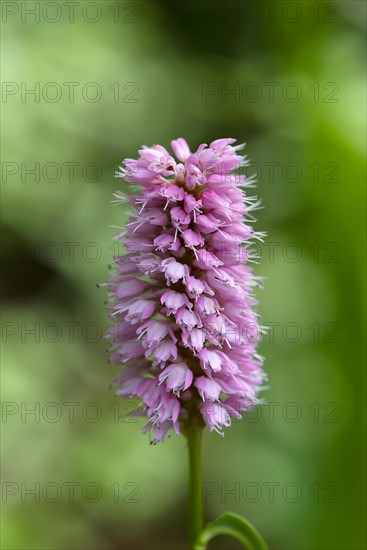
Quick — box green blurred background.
[1,1,366,548]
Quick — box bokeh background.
[1,1,366,549]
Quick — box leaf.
[194,512,268,550]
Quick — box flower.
[107,138,266,443]
[159,362,193,395]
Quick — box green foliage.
[195,513,268,550]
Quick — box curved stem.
[187,419,203,550]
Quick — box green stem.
[187,419,203,550]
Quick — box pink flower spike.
[107,137,265,443]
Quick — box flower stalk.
[187,418,204,550]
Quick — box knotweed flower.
[107,138,266,444]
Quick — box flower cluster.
[107,138,266,443]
